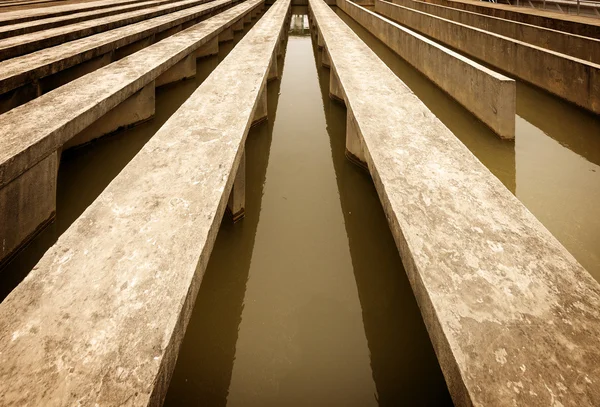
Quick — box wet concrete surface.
[163,9,453,406]
[334,7,600,281]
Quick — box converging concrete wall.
[391,0,600,64]
[376,0,600,114]
[336,0,516,139]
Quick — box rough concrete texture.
[0,0,263,265]
[0,0,218,61]
[309,0,600,405]
[0,0,236,95]
[337,0,516,139]
[417,0,600,38]
[376,0,600,115]
[0,152,56,266]
[0,0,290,405]
[392,0,600,64]
[0,0,157,26]
[0,0,181,39]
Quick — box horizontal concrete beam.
[309,0,600,405]
[0,0,219,60]
[0,0,237,98]
[392,0,600,64]
[336,0,516,139]
[376,0,600,114]
[0,1,290,405]
[0,0,264,265]
[416,0,600,38]
[0,0,181,39]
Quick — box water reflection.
[0,19,260,301]
[334,7,600,281]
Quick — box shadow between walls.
[0,15,262,302]
[162,33,287,407]
[310,18,454,407]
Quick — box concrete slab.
[417,0,600,38]
[0,0,264,265]
[309,0,600,405]
[0,0,235,100]
[392,0,600,64]
[0,1,290,405]
[376,0,600,115]
[0,0,180,39]
[0,0,218,60]
[337,0,516,139]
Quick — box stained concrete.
[337,0,516,139]
[0,0,218,60]
[0,0,290,405]
[392,0,600,64]
[376,0,600,115]
[309,0,600,405]
[0,0,264,265]
[0,0,236,100]
[417,0,600,38]
[0,0,181,39]
[0,0,156,26]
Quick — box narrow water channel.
[164,8,452,406]
[0,16,259,301]
[334,7,600,281]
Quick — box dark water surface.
[164,8,452,406]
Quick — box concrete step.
[376,0,600,115]
[308,0,600,405]
[336,0,516,139]
[0,0,264,268]
[0,0,239,113]
[392,0,600,65]
[0,1,290,404]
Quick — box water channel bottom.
[163,10,453,406]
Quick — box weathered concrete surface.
[416,0,600,38]
[337,0,516,139]
[376,0,600,114]
[0,0,181,39]
[0,1,290,405]
[0,0,263,265]
[309,0,600,405]
[0,0,218,60]
[391,0,600,64]
[0,0,155,26]
[0,0,236,98]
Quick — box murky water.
[334,7,600,281]
[0,17,258,301]
[164,8,452,406]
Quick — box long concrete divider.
[376,0,600,115]
[0,0,183,39]
[0,0,239,113]
[0,0,221,60]
[392,0,600,64]
[0,0,155,26]
[418,0,600,38]
[309,0,600,405]
[0,0,266,267]
[0,1,290,403]
[335,0,515,139]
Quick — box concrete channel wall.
[391,0,600,64]
[376,0,600,115]
[0,1,291,404]
[418,0,600,38]
[336,0,516,139]
[309,0,600,405]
